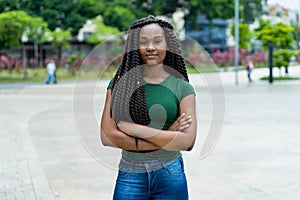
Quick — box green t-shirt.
[107,74,195,161]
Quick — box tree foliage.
[0,0,265,35]
[49,28,71,49]
[230,23,252,50]
[0,10,48,50]
[240,0,263,24]
[274,49,297,69]
[255,19,295,49]
[102,4,136,32]
[189,0,234,20]
[0,0,104,35]
[86,16,120,45]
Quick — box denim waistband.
[118,156,181,173]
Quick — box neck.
[143,64,166,77]
[143,64,169,84]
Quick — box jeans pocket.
[118,162,132,178]
[166,157,185,176]
[118,170,130,178]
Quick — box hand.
[117,121,145,137]
[168,113,192,132]
[117,121,129,133]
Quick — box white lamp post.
[21,32,28,79]
[234,0,239,85]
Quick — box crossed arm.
[100,89,197,151]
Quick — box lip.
[145,54,158,59]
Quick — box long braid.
[111,15,189,125]
[163,28,189,81]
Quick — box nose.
[146,42,156,51]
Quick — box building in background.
[263,3,290,25]
[185,14,228,53]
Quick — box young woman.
[101,15,197,200]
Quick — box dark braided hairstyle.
[111,15,189,125]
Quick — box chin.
[145,61,162,65]
[146,62,158,65]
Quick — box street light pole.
[22,42,27,79]
[296,13,300,50]
[264,0,273,84]
[234,0,239,85]
[268,41,273,83]
[21,32,28,80]
[34,41,38,68]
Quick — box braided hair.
[111,15,189,125]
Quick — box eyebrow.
[140,35,164,39]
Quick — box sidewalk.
[1,66,300,199]
[189,65,300,87]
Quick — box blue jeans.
[113,156,188,200]
[45,74,57,84]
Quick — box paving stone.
[1,67,300,199]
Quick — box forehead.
[139,23,165,38]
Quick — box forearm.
[100,89,159,151]
[101,128,159,151]
[118,122,195,151]
[146,128,194,151]
[118,94,197,151]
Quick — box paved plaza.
[1,66,300,200]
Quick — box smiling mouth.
[146,54,158,59]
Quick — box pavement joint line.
[21,118,55,199]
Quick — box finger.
[179,118,192,127]
[177,113,186,122]
[179,114,191,122]
[186,118,192,124]
[168,122,179,131]
[178,124,190,131]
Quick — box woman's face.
[139,23,167,66]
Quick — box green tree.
[86,16,120,45]
[102,4,136,31]
[132,0,185,16]
[230,23,252,50]
[255,19,294,49]
[255,19,295,73]
[291,20,300,50]
[0,10,28,50]
[48,28,71,62]
[240,0,263,24]
[0,0,24,12]
[0,10,48,50]
[189,0,234,20]
[187,0,234,29]
[23,0,88,35]
[274,49,298,75]
[0,0,104,35]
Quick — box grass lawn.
[2,64,299,84]
[0,66,117,83]
[260,76,300,81]
[0,65,204,84]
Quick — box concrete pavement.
[1,66,300,199]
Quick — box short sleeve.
[178,80,195,101]
[107,78,114,89]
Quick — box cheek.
[139,48,147,62]
[159,42,167,59]
[159,50,167,60]
[139,48,145,56]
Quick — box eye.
[154,40,161,45]
[140,41,147,46]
